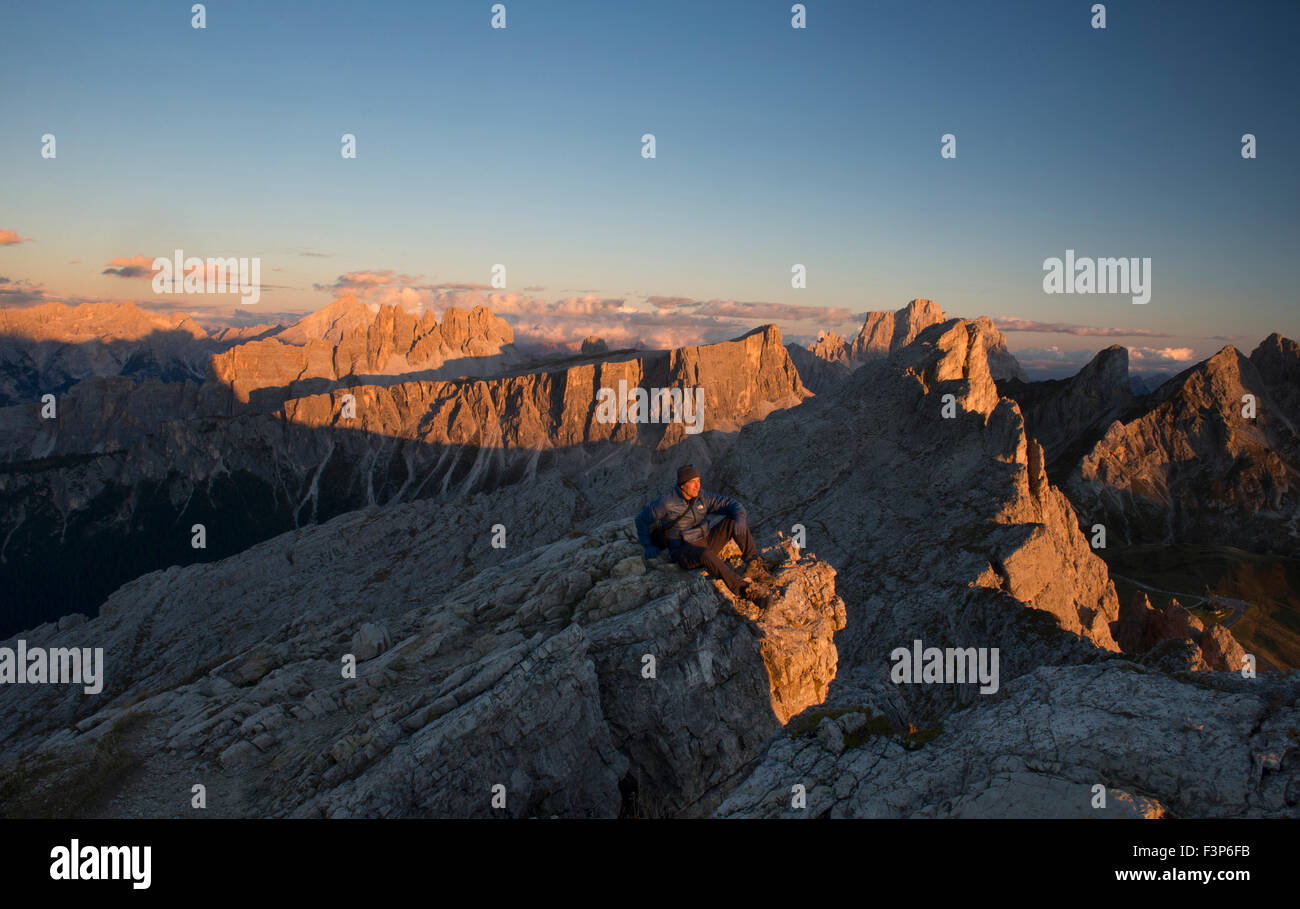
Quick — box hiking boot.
[740,580,772,608]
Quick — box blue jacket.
[635,487,747,557]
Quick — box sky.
[2,0,1297,378]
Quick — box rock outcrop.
[998,345,1138,479]
[0,519,843,818]
[716,661,1297,818]
[785,331,851,394]
[1114,592,1249,672]
[850,298,948,362]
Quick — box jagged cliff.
[208,296,525,411]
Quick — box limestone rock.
[0,518,846,818]
[716,662,1299,818]
[1116,591,1248,672]
[851,298,947,362]
[0,317,810,635]
[998,345,1137,475]
[351,623,392,661]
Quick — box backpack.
[649,524,670,550]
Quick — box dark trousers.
[672,517,758,595]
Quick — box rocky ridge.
[209,296,524,412]
[0,518,843,818]
[1067,337,1300,553]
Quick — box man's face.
[680,477,701,498]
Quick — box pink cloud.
[309,270,858,354]
[995,316,1169,338]
[102,255,160,278]
[0,276,48,304]
[1129,346,1195,363]
[690,299,856,322]
[646,296,696,309]
[0,230,31,246]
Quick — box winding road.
[1109,573,1254,627]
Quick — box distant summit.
[787,299,1026,393]
[0,300,273,405]
[1068,335,1300,554]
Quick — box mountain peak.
[1070,333,1297,554]
[277,294,377,345]
[850,298,948,363]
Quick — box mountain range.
[0,295,1295,818]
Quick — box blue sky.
[1,0,1297,376]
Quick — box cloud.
[313,271,468,310]
[311,271,859,353]
[0,276,49,305]
[690,299,856,322]
[1011,343,1199,381]
[646,296,696,309]
[100,256,289,294]
[128,299,302,330]
[0,230,31,246]
[1010,346,1099,381]
[1129,346,1196,364]
[296,250,333,258]
[494,294,628,317]
[331,270,410,286]
[994,317,1168,338]
[102,255,159,278]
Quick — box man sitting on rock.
[635,465,774,607]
